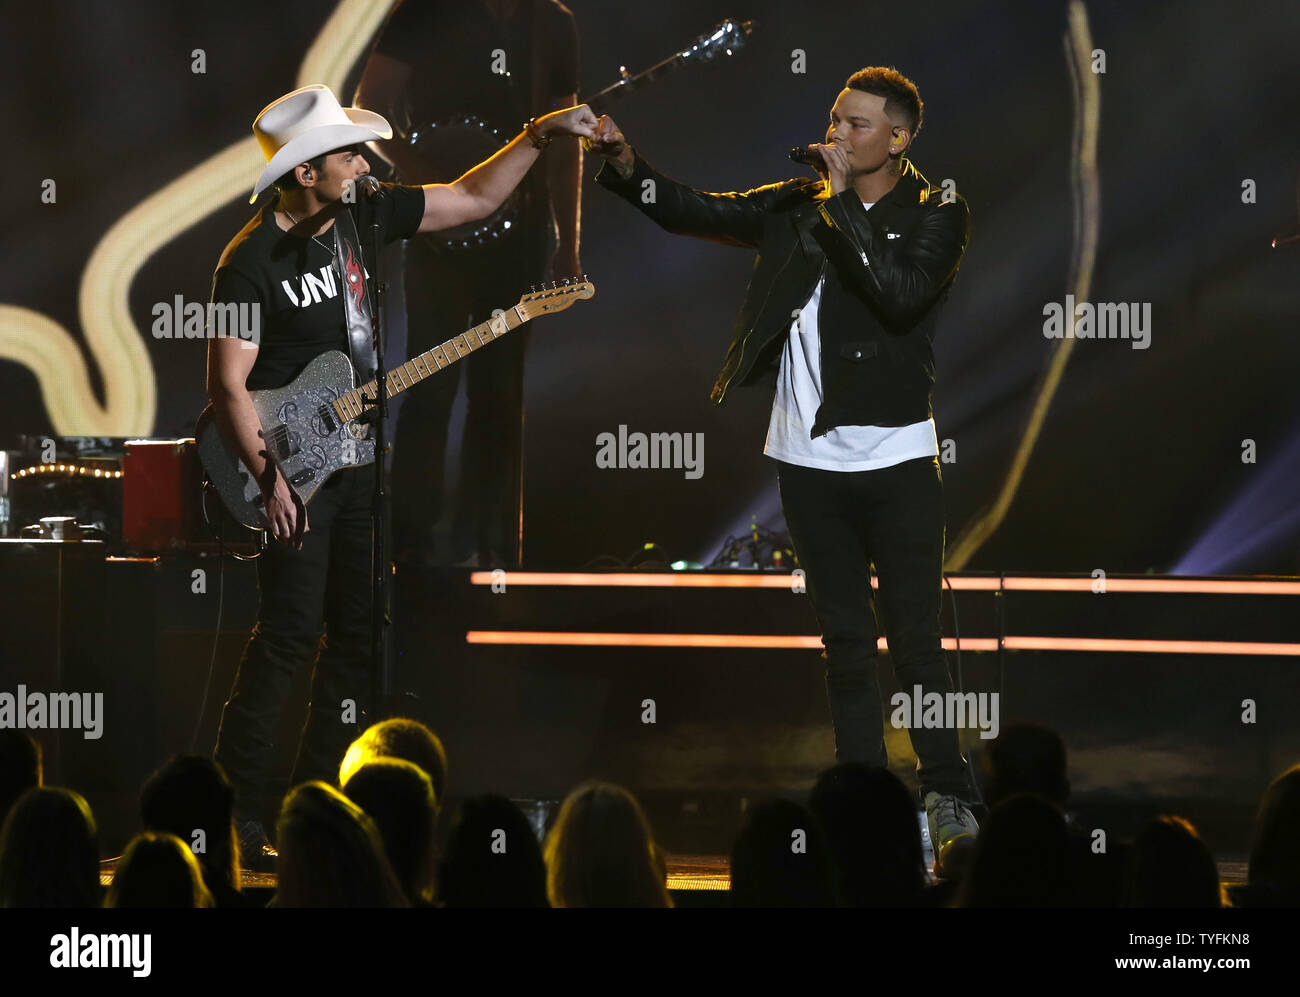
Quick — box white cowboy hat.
[249,84,392,203]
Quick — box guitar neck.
[330,305,524,424]
[583,53,688,116]
[583,19,752,116]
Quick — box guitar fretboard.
[331,305,522,423]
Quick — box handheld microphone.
[789,145,826,170]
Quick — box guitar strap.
[332,204,377,381]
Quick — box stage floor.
[100,855,1250,895]
[12,560,1296,864]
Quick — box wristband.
[524,117,552,150]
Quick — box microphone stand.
[366,198,390,722]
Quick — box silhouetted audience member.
[273,781,408,907]
[545,781,672,908]
[1123,815,1221,907]
[982,722,1070,806]
[106,831,214,908]
[731,798,835,906]
[0,731,41,828]
[0,787,100,907]
[808,764,929,907]
[339,717,448,810]
[438,794,548,908]
[957,792,1072,907]
[140,754,254,908]
[1235,763,1300,907]
[342,758,438,906]
[982,721,1126,906]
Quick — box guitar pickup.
[289,469,316,487]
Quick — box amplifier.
[122,439,258,554]
[122,439,203,552]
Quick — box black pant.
[213,466,375,817]
[777,455,970,800]
[390,236,537,565]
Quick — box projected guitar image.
[196,279,593,529]
[401,18,753,253]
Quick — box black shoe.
[235,819,278,873]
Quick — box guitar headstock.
[680,18,753,64]
[517,278,596,319]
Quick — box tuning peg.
[562,277,571,286]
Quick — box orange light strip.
[467,572,1300,595]
[469,571,804,588]
[1002,577,1300,595]
[465,632,999,651]
[1004,636,1300,656]
[467,631,821,648]
[464,631,1300,655]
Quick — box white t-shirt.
[764,200,939,472]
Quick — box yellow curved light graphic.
[0,0,395,435]
[945,0,1101,570]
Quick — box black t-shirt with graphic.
[210,183,424,391]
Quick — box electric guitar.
[196,279,594,529]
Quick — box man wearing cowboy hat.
[206,83,596,866]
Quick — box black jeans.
[213,466,375,817]
[777,455,970,800]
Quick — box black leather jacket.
[593,151,971,435]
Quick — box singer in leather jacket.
[593,151,970,434]
[590,67,983,869]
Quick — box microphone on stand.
[349,174,386,202]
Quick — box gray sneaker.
[924,792,978,871]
